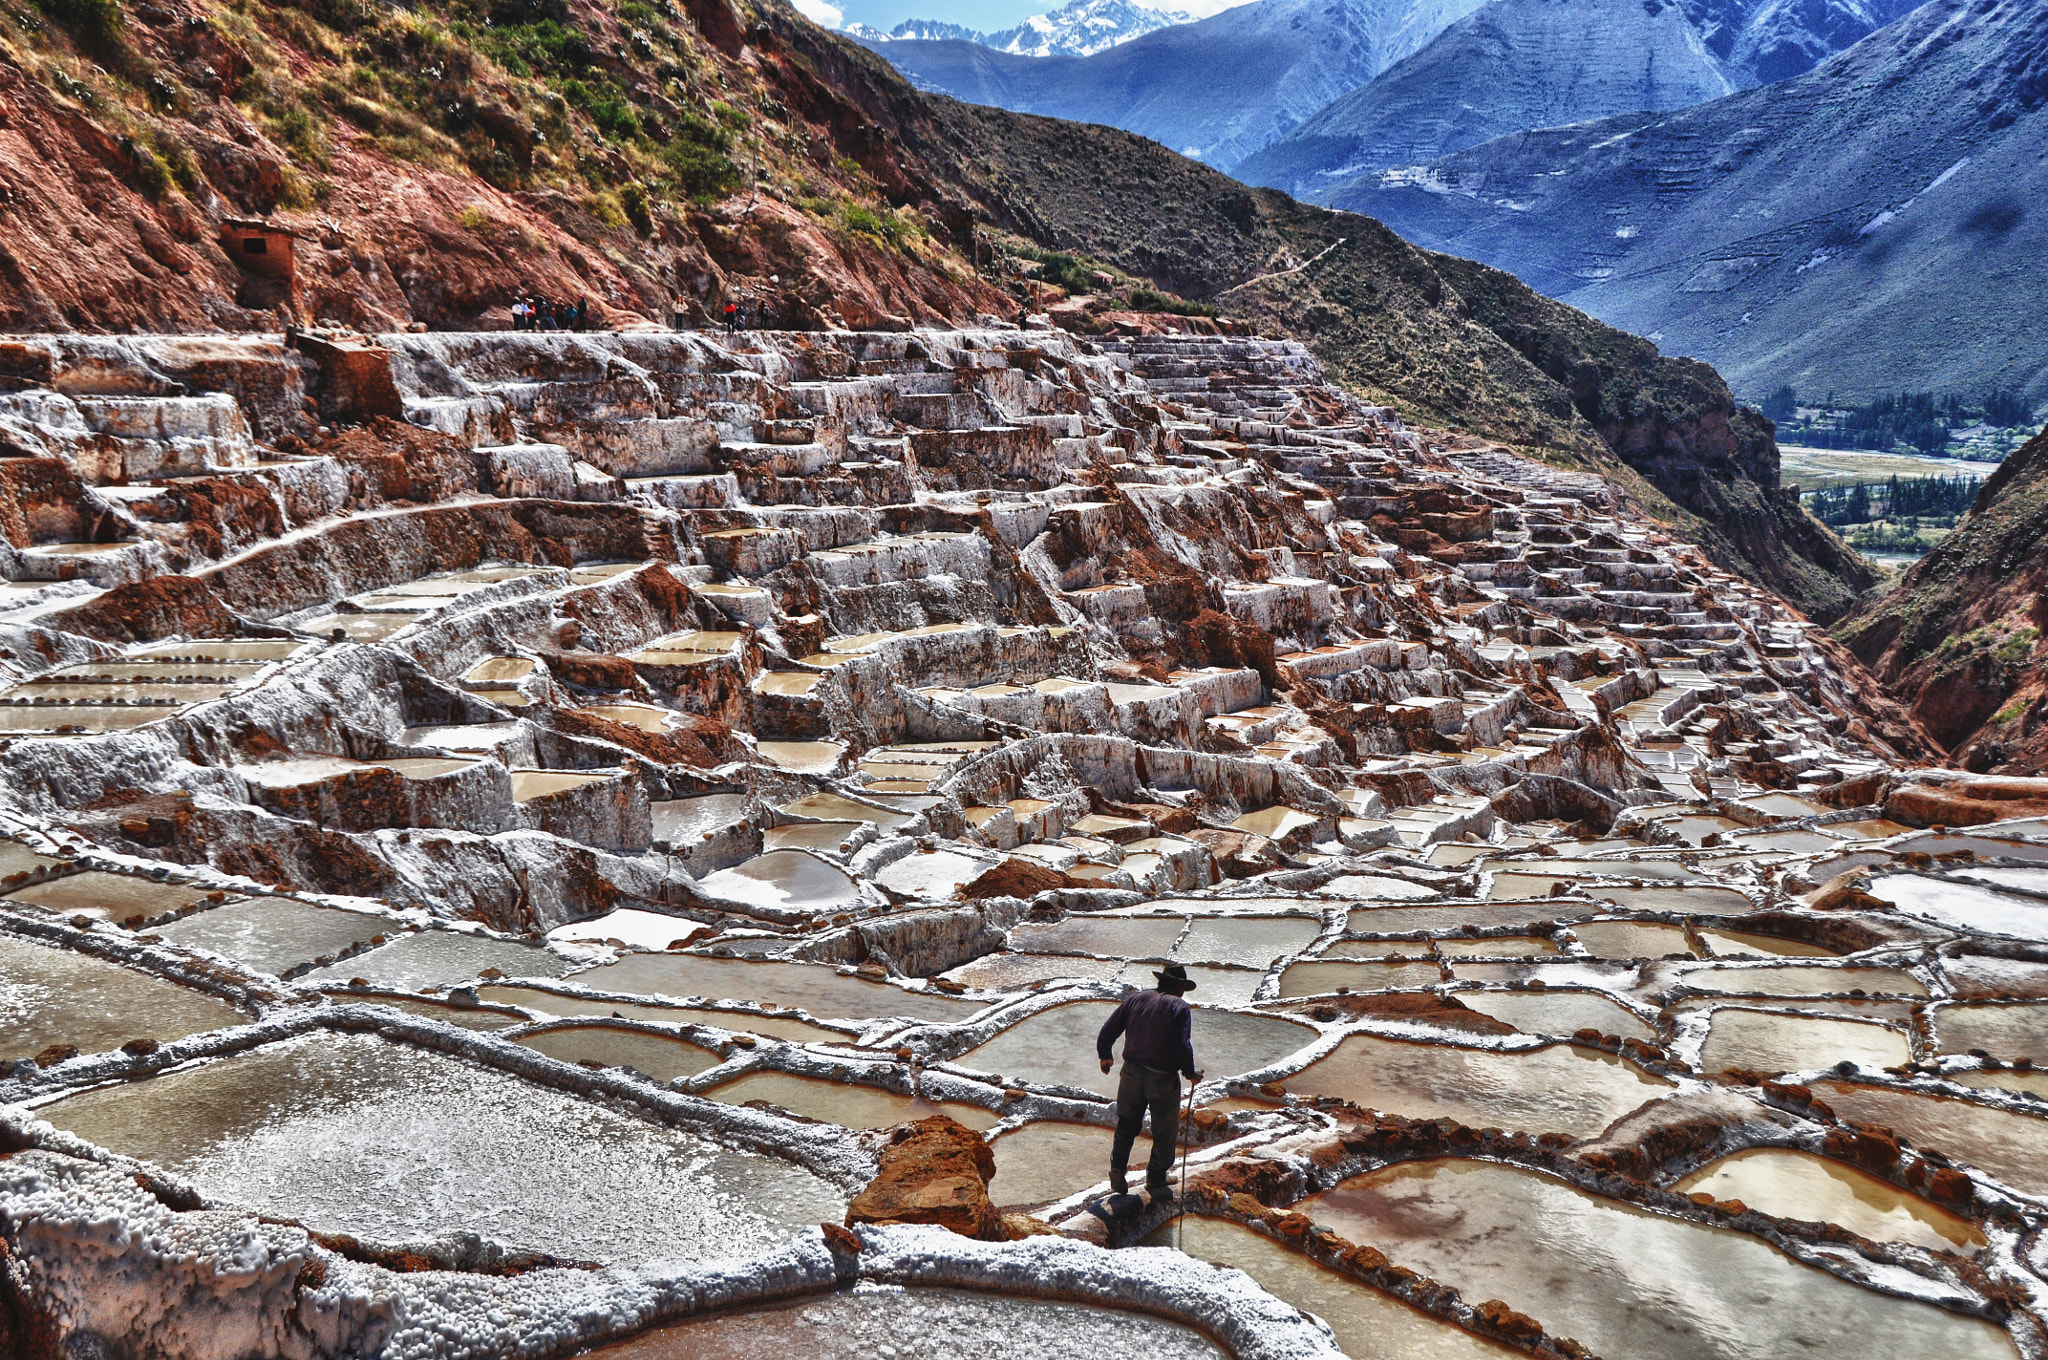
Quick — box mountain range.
[853,0,1490,171]
[1320,0,2048,404]
[844,0,1191,57]
[1237,0,1921,197]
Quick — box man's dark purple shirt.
[1097,988,1197,1079]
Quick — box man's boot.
[1147,1181,1175,1203]
[1109,1168,1128,1196]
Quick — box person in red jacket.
[1097,963,1203,1198]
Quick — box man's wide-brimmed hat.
[1153,962,1197,993]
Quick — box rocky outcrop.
[845,1116,1006,1241]
[1839,422,2048,769]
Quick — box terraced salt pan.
[1583,885,1755,915]
[1278,961,1444,996]
[1010,917,1185,959]
[478,985,845,1042]
[697,851,862,917]
[1673,1149,1984,1251]
[154,896,386,976]
[1570,920,1697,959]
[572,954,984,1022]
[778,791,917,830]
[2,872,217,922]
[1811,1081,2048,1197]
[1696,928,1839,958]
[1934,1003,2048,1063]
[546,909,712,950]
[1697,1009,1909,1076]
[0,932,248,1058]
[515,1023,723,1082]
[1175,915,1323,967]
[1431,936,1561,958]
[1304,1161,2015,1360]
[1455,989,1657,1043]
[1347,905,1585,934]
[1874,874,2048,940]
[875,849,988,901]
[1286,1035,1668,1139]
[39,1031,843,1262]
[1679,966,1926,997]
[324,991,527,1031]
[0,708,178,733]
[940,952,1128,990]
[1320,938,1436,959]
[957,1001,1317,1096]
[1147,1217,1520,1360]
[300,930,571,990]
[987,1122,1153,1206]
[701,1072,1001,1131]
[1321,874,1439,901]
[589,1284,1224,1359]
[764,821,868,853]
[649,793,750,843]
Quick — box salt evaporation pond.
[1695,928,1838,959]
[591,1284,1224,1359]
[1570,921,1696,959]
[1455,989,1658,1043]
[571,954,984,1022]
[1348,905,1585,934]
[941,952,1127,989]
[1278,961,1445,996]
[698,850,862,917]
[701,1072,1002,1131]
[1681,966,1926,997]
[1698,1010,1910,1076]
[987,1122,1151,1206]
[1321,938,1437,959]
[1303,1160,2017,1360]
[1431,936,1561,958]
[327,992,528,1031]
[1176,915,1323,967]
[1673,1149,1984,1251]
[1287,1035,1668,1138]
[300,930,571,990]
[1935,1003,2048,1063]
[39,1031,842,1262]
[1147,1216,1519,1359]
[1009,916,1184,958]
[515,1024,723,1082]
[1811,1080,2048,1197]
[477,985,847,1042]
[958,1001,1318,1096]
[1872,874,2048,940]
[0,933,248,1058]
[154,897,386,976]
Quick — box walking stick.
[1177,1072,1196,1251]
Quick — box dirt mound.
[845,1115,1005,1241]
[41,576,245,642]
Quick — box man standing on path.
[1097,962,1202,1199]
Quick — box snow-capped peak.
[857,0,1194,57]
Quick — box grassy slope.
[4,0,1866,618]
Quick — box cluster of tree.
[1804,474,1982,527]
[1761,386,2036,451]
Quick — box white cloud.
[792,0,844,27]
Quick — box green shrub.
[661,114,739,200]
[132,143,172,199]
[1128,286,1218,318]
[34,0,122,50]
[620,181,652,234]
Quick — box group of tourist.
[511,296,594,331]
